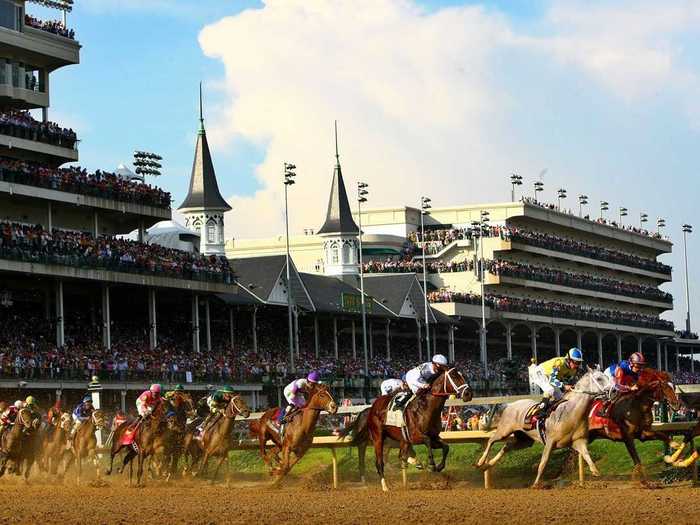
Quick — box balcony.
[0,111,78,163]
[0,24,79,70]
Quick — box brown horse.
[64,409,106,484]
[367,368,472,491]
[150,393,196,480]
[41,411,72,476]
[0,407,38,480]
[588,368,681,481]
[264,385,338,481]
[187,394,251,483]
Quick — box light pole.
[357,182,370,397]
[533,181,544,202]
[657,217,666,234]
[420,196,432,358]
[578,195,588,217]
[510,173,522,202]
[133,150,162,182]
[478,210,490,371]
[640,212,648,229]
[283,162,296,372]
[619,207,628,226]
[600,201,609,220]
[683,224,693,333]
[557,188,567,211]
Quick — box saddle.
[524,398,567,444]
[588,399,623,440]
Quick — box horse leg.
[76,455,82,486]
[476,431,503,468]
[372,433,388,492]
[622,434,645,482]
[358,442,367,483]
[212,454,226,484]
[433,437,449,473]
[136,453,145,487]
[532,440,555,488]
[423,435,437,471]
[571,438,600,477]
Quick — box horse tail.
[337,407,371,444]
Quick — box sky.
[35,0,700,328]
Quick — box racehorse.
[367,368,472,491]
[186,394,251,483]
[665,387,700,468]
[588,368,682,480]
[250,384,337,481]
[476,368,611,488]
[40,410,72,476]
[152,393,196,480]
[64,409,106,484]
[0,407,39,480]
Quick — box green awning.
[361,247,402,255]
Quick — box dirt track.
[1,479,698,525]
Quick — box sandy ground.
[0,477,698,525]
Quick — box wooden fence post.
[331,447,338,489]
[578,453,585,485]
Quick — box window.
[342,242,351,263]
[331,243,339,264]
[207,225,216,243]
[0,1,20,32]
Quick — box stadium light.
[600,201,609,220]
[357,181,370,393]
[283,161,297,371]
[533,181,544,202]
[640,212,649,228]
[420,195,432,360]
[619,207,628,226]
[510,173,522,202]
[133,151,162,180]
[557,188,567,211]
[578,195,588,217]
[657,217,666,233]
[682,224,693,333]
[476,210,489,370]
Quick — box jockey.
[380,377,407,397]
[281,371,321,423]
[599,352,646,417]
[533,347,584,417]
[24,396,41,420]
[136,384,163,419]
[197,386,235,435]
[0,400,22,433]
[70,395,94,439]
[164,384,186,401]
[395,354,449,408]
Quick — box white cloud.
[199,0,700,241]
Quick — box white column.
[554,327,561,357]
[616,334,622,362]
[448,325,455,362]
[252,306,258,353]
[101,285,111,350]
[664,343,669,371]
[506,324,512,360]
[416,320,423,361]
[293,309,300,358]
[692,345,695,373]
[205,298,211,353]
[191,294,200,353]
[637,336,643,354]
[314,316,320,358]
[530,325,537,362]
[138,220,146,243]
[597,332,603,368]
[55,280,64,348]
[148,288,157,351]
[386,320,391,360]
[120,390,126,413]
[369,321,374,360]
[333,317,338,359]
[47,201,52,231]
[93,211,99,237]
[656,340,662,369]
[676,346,680,372]
[351,320,357,359]
[576,330,582,350]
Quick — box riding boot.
[536,397,551,419]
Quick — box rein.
[432,368,469,398]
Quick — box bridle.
[308,387,336,411]
[91,410,105,429]
[227,394,247,417]
[433,368,470,398]
[572,371,610,396]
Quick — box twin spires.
[178,83,231,212]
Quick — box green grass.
[225,438,700,486]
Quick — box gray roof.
[363,273,438,322]
[299,272,393,317]
[232,255,287,303]
[178,126,231,211]
[317,160,358,236]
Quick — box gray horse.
[476,367,611,487]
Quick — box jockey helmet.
[14,400,22,409]
[91,375,99,383]
[83,395,93,404]
[432,354,448,366]
[307,371,321,383]
[150,384,162,394]
[220,385,235,394]
[629,352,647,367]
[173,384,184,391]
[25,396,35,405]
[567,348,584,362]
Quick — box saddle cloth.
[385,394,414,428]
[588,399,623,440]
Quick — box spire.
[317,121,358,236]
[178,84,231,212]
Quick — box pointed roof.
[317,122,358,236]
[178,84,231,212]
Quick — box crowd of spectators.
[509,227,671,274]
[363,258,474,274]
[676,330,699,340]
[409,225,511,255]
[428,291,674,330]
[0,111,77,149]
[0,222,233,283]
[0,157,171,207]
[24,15,75,39]
[521,197,669,241]
[486,259,672,303]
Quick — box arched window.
[331,242,339,264]
[207,224,216,243]
[342,241,351,263]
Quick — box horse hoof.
[590,468,601,477]
[381,478,389,492]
